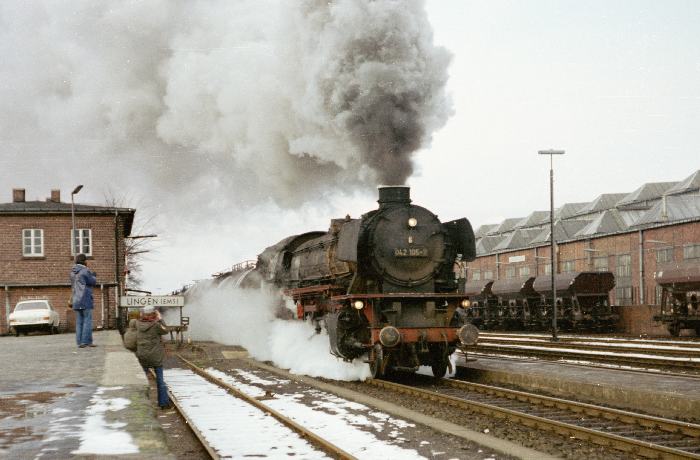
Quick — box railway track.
[472,334,700,372]
[167,355,355,459]
[367,377,700,459]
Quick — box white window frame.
[518,266,531,277]
[683,243,700,260]
[22,229,44,257]
[71,228,92,256]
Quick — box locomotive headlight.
[353,300,364,310]
[461,299,471,308]
[407,217,418,228]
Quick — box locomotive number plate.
[394,247,428,257]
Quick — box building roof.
[487,217,524,235]
[554,202,588,220]
[632,195,700,227]
[476,235,506,255]
[471,169,700,257]
[530,219,589,244]
[616,182,678,208]
[0,200,135,235]
[665,169,700,196]
[474,224,498,238]
[492,228,542,251]
[575,209,628,237]
[514,211,550,229]
[574,193,628,216]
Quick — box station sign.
[119,295,185,308]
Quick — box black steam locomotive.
[252,186,479,378]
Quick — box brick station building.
[0,188,134,333]
[466,170,700,334]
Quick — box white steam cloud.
[1,0,451,211]
[174,281,371,381]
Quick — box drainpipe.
[114,210,120,328]
[4,286,10,334]
[495,254,500,280]
[100,284,105,329]
[639,229,645,305]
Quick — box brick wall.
[616,305,670,336]
[1,212,129,333]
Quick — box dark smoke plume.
[0,0,451,208]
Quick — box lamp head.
[72,185,83,195]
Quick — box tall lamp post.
[538,149,565,341]
[71,185,84,256]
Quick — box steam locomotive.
[247,186,479,378]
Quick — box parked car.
[9,300,60,336]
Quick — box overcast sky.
[2,1,698,292]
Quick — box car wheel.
[14,328,20,337]
[52,325,59,335]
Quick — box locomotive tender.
[255,186,479,378]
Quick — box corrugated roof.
[474,224,498,238]
[575,209,628,237]
[530,219,590,244]
[492,228,542,251]
[554,202,589,220]
[487,217,523,235]
[470,169,700,256]
[476,235,506,255]
[633,195,700,227]
[574,193,628,216]
[665,170,700,196]
[617,209,647,227]
[514,211,549,229]
[616,182,677,207]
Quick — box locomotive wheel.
[431,357,448,379]
[370,344,383,379]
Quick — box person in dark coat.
[70,253,97,348]
[136,305,170,409]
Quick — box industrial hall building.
[0,188,134,334]
[466,170,700,332]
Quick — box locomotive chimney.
[378,186,411,208]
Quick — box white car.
[9,300,60,336]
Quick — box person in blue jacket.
[70,253,97,348]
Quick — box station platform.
[0,330,174,458]
[456,354,700,421]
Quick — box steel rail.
[477,337,700,357]
[366,378,700,459]
[147,368,220,459]
[479,332,700,348]
[462,351,700,380]
[175,354,357,460]
[471,343,700,371]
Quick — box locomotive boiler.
[256,186,479,378]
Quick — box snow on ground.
[71,387,139,455]
[166,368,328,459]
[204,367,429,459]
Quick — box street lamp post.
[71,185,84,256]
[538,149,565,341]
